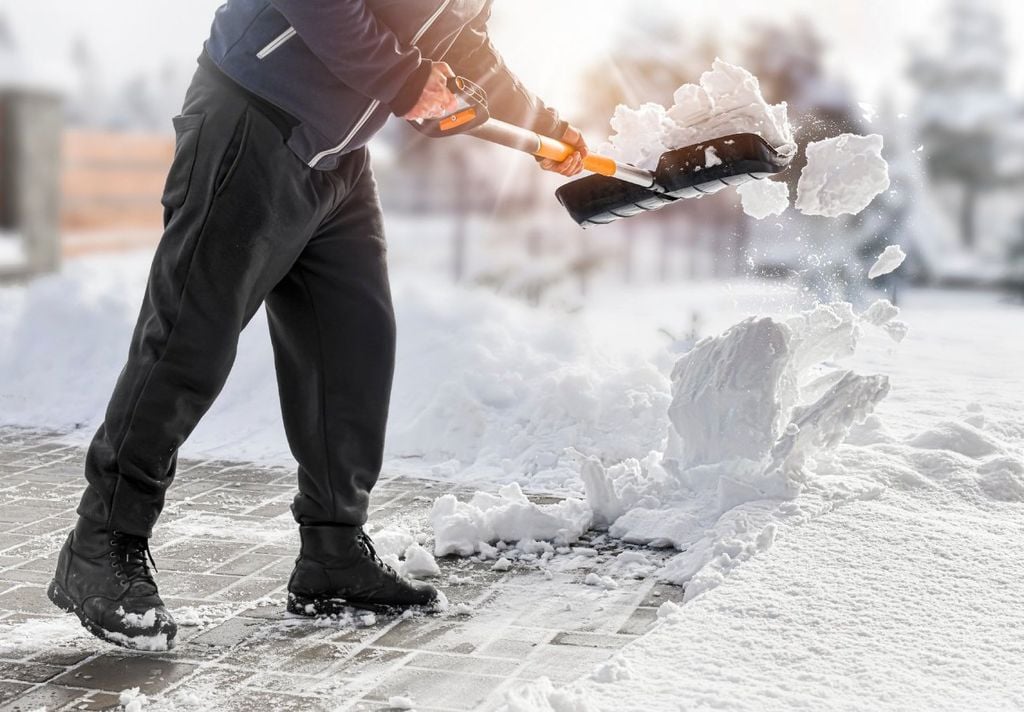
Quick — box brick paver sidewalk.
[0,429,681,711]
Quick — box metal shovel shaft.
[468,118,660,190]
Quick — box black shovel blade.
[555,133,791,228]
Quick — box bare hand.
[539,125,588,176]
[404,62,459,121]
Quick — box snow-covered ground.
[501,286,1024,710]
[1,247,1022,708]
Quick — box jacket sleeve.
[270,0,432,116]
[443,1,567,138]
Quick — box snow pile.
[0,256,671,491]
[581,302,895,599]
[736,179,790,219]
[431,302,902,598]
[388,281,671,489]
[367,526,440,578]
[118,687,148,712]
[868,244,908,279]
[431,483,591,557]
[603,58,796,170]
[796,134,891,217]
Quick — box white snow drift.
[432,301,906,601]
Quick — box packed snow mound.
[736,179,790,219]
[796,133,891,217]
[868,244,908,279]
[603,58,796,171]
[431,483,591,557]
[433,302,899,599]
[583,302,894,599]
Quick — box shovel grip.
[534,137,616,176]
[469,118,648,184]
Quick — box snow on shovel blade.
[556,133,791,228]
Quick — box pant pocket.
[161,113,205,211]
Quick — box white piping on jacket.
[256,26,297,60]
[307,0,452,168]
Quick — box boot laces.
[109,531,159,591]
[357,531,399,578]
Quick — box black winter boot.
[47,520,177,651]
[287,525,439,616]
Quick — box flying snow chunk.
[868,245,907,280]
[796,134,890,217]
[737,179,790,219]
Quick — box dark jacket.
[205,0,566,170]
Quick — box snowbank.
[432,301,905,601]
[581,302,894,599]
[0,256,670,490]
[602,58,796,171]
[431,483,590,556]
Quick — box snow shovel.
[412,77,792,227]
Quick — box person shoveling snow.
[47,0,596,651]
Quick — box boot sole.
[46,579,176,652]
[286,592,438,618]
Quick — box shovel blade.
[555,133,791,228]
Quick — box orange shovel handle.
[534,136,617,177]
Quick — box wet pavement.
[0,428,680,711]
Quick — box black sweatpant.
[77,64,396,537]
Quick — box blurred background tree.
[910,0,1017,250]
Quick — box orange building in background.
[60,129,172,256]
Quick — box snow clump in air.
[796,133,891,217]
[736,179,790,219]
[868,244,907,279]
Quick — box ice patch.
[868,244,908,279]
[796,133,890,217]
[737,179,790,219]
[603,58,795,171]
[430,483,591,556]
